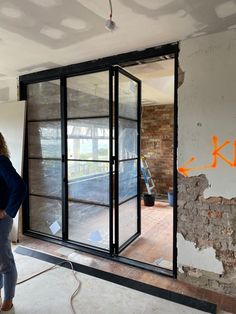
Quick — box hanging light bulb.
[105,0,116,31]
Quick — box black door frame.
[113,66,141,255]
[20,42,179,278]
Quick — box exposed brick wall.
[141,104,173,195]
[177,174,236,296]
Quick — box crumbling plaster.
[177,29,236,296]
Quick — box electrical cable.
[16,260,81,314]
[105,0,116,31]
[109,0,113,20]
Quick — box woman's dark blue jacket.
[0,155,27,218]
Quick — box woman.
[0,133,26,312]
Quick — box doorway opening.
[119,56,175,271]
[20,43,178,277]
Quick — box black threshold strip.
[15,246,216,314]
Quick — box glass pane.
[119,119,137,160]
[68,118,109,161]
[29,159,62,198]
[29,195,62,237]
[119,73,137,120]
[28,121,61,158]
[69,202,109,250]
[67,71,109,118]
[119,160,137,203]
[27,80,60,120]
[119,197,138,246]
[68,161,109,205]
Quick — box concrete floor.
[10,247,208,314]
[17,236,236,314]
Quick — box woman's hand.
[0,209,7,219]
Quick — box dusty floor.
[10,248,208,314]
[17,235,236,314]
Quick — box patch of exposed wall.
[178,29,236,297]
[177,174,236,296]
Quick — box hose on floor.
[17,259,81,314]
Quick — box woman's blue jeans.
[0,215,17,301]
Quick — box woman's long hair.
[0,133,10,158]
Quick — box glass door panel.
[119,197,138,247]
[68,161,109,205]
[27,80,62,238]
[67,71,112,251]
[68,202,109,250]
[114,66,141,254]
[119,160,137,203]
[119,119,137,159]
[67,71,109,118]
[118,73,138,120]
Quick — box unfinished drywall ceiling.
[65,59,174,106]
[127,59,174,105]
[0,0,236,79]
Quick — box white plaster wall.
[178,29,236,199]
[177,233,224,274]
[0,101,26,241]
[0,78,18,103]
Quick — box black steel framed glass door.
[113,66,141,254]
[21,43,177,277]
[65,67,141,255]
[66,70,112,252]
[23,67,141,256]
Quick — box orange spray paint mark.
[178,135,236,177]
[178,157,196,176]
[178,157,212,177]
[234,140,236,167]
[211,135,233,168]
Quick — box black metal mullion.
[28,118,61,123]
[67,158,109,163]
[119,116,138,122]
[173,48,179,279]
[137,79,141,234]
[28,157,61,161]
[115,65,141,83]
[61,77,68,241]
[20,81,30,233]
[118,232,140,253]
[114,67,119,255]
[119,157,138,163]
[29,193,61,201]
[68,198,110,208]
[67,115,109,120]
[109,68,114,255]
[119,194,138,206]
